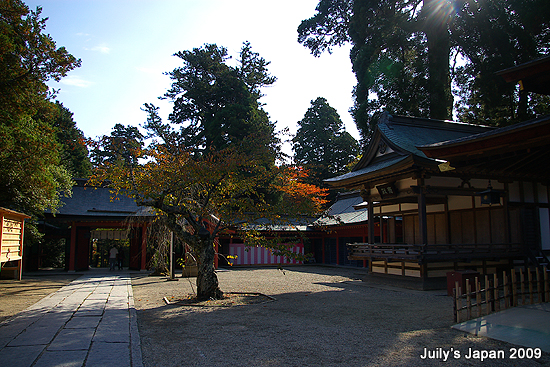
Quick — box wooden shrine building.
[39,179,154,271]
[326,111,550,289]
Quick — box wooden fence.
[453,267,550,323]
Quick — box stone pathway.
[0,274,142,367]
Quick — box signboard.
[1,208,30,280]
[376,183,399,199]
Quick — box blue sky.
[26,0,359,155]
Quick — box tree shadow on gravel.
[133,273,549,367]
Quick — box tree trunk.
[423,0,453,120]
[196,238,223,300]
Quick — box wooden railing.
[347,243,524,263]
[347,243,421,261]
[453,267,550,323]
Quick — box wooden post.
[466,279,472,320]
[503,271,509,309]
[69,223,76,272]
[485,275,492,313]
[368,200,375,244]
[520,268,526,305]
[476,277,482,318]
[455,280,461,323]
[528,268,534,304]
[511,270,518,307]
[417,177,428,246]
[494,273,499,312]
[545,266,549,302]
[536,268,542,303]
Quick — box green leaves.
[292,97,359,196]
[0,0,82,235]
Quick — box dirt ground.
[131,266,550,367]
[2,267,548,366]
[0,274,79,323]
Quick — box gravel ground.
[0,274,79,323]
[131,266,550,367]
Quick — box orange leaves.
[273,166,328,214]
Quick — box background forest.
[2,0,550,270]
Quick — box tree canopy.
[0,0,81,226]
[298,0,550,139]
[292,97,359,201]
[53,102,91,178]
[93,43,327,300]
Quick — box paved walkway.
[453,303,550,352]
[0,273,142,367]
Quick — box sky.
[26,0,359,156]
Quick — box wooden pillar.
[140,223,147,271]
[69,222,76,272]
[362,187,375,244]
[417,177,428,245]
[504,182,511,243]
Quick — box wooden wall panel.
[435,213,447,244]
[476,210,491,244]
[427,214,436,245]
[403,215,415,244]
[414,215,421,244]
[462,211,475,243]
[450,212,462,244]
[491,208,506,243]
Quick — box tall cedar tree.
[0,1,80,240]
[298,0,550,140]
[93,43,327,300]
[292,97,359,203]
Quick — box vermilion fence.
[228,243,304,266]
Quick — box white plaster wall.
[401,203,418,211]
[381,204,400,214]
[426,204,445,213]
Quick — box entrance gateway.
[36,179,153,271]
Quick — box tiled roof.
[53,180,152,218]
[419,114,550,150]
[326,113,492,186]
[313,191,367,226]
[325,155,409,183]
[378,115,491,158]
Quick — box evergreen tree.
[298,0,550,139]
[0,1,80,221]
[92,43,327,300]
[156,43,278,163]
[293,97,359,201]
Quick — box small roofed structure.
[1,207,30,280]
[40,179,154,271]
[309,191,371,266]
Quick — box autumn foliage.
[91,43,328,300]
